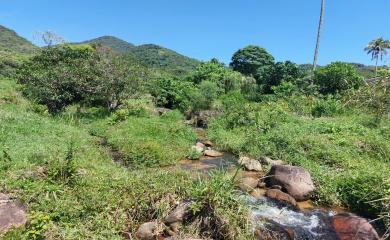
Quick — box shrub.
[314,62,364,94]
[311,97,343,117]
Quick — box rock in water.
[237,177,259,192]
[332,213,379,240]
[238,156,262,172]
[0,194,27,234]
[135,222,158,240]
[266,165,315,201]
[204,150,223,157]
[265,189,297,206]
[261,156,285,166]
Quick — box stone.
[255,220,294,240]
[251,188,267,199]
[265,189,297,206]
[165,201,192,224]
[237,177,259,192]
[258,181,266,188]
[266,165,315,201]
[0,194,27,234]
[238,156,262,172]
[195,142,205,149]
[202,140,213,147]
[261,156,285,166]
[332,213,379,240]
[135,222,158,240]
[191,145,204,154]
[154,107,171,116]
[204,150,223,157]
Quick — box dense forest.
[0,24,389,240]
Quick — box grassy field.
[0,78,251,239]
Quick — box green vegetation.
[1,25,389,238]
[0,25,38,55]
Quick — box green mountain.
[0,25,38,55]
[77,36,200,75]
[76,36,135,54]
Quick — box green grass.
[208,97,390,222]
[0,78,251,239]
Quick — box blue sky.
[1,0,389,65]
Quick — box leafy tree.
[261,61,303,93]
[230,45,274,80]
[313,62,364,94]
[187,60,247,93]
[364,37,390,76]
[17,44,143,114]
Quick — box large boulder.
[332,213,379,240]
[265,189,297,206]
[0,194,27,234]
[238,156,262,172]
[135,222,158,240]
[266,165,315,201]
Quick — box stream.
[179,127,383,240]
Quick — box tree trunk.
[312,0,325,72]
[375,57,378,77]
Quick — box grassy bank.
[208,96,389,222]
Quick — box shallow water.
[179,152,237,172]
[244,195,341,240]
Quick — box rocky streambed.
[172,130,382,240]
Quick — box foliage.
[25,211,51,240]
[189,171,252,239]
[311,96,342,118]
[314,62,364,94]
[261,61,303,93]
[364,37,390,72]
[17,44,145,114]
[208,97,390,222]
[230,45,274,80]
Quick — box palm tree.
[312,0,325,72]
[364,38,390,77]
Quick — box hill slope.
[0,25,38,55]
[76,36,200,74]
[76,35,135,54]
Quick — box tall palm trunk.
[375,56,378,77]
[313,0,325,72]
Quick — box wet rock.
[332,213,379,240]
[135,221,158,240]
[261,156,285,166]
[165,201,192,225]
[258,181,266,188]
[270,185,282,190]
[204,150,223,157]
[0,194,27,234]
[238,156,262,172]
[265,189,297,206]
[237,177,259,192]
[255,220,294,240]
[266,165,315,201]
[202,140,213,147]
[251,188,267,199]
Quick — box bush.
[311,97,343,117]
[314,62,364,94]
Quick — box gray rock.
[266,165,315,201]
[0,194,27,234]
[261,156,285,166]
[238,156,262,171]
[135,221,158,240]
[165,201,192,224]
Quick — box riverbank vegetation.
[1,29,389,238]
